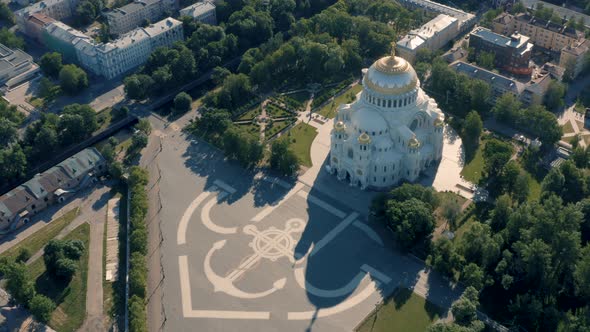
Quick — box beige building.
[396,14,459,63]
[559,38,590,78]
[104,0,178,36]
[0,148,105,232]
[15,0,79,35]
[493,13,583,52]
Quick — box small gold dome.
[409,135,421,148]
[358,132,371,144]
[334,121,346,132]
[434,117,444,127]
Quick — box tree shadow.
[91,184,113,211]
[35,271,71,306]
[181,135,295,207]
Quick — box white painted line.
[310,212,359,257]
[213,179,236,194]
[250,182,305,222]
[184,310,271,320]
[201,192,238,234]
[361,264,392,284]
[294,268,365,298]
[179,255,194,317]
[297,191,346,219]
[287,280,380,320]
[177,189,216,245]
[179,255,271,319]
[353,221,384,246]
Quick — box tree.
[0,118,17,146]
[135,119,151,136]
[62,103,98,135]
[124,74,154,100]
[384,198,435,249]
[451,287,479,326]
[39,52,63,79]
[542,167,565,197]
[16,248,31,263]
[173,92,192,114]
[476,51,495,70]
[544,80,566,111]
[0,28,25,50]
[129,252,147,299]
[39,77,58,100]
[59,65,88,95]
[441,197,461,230]
[575,245,590,300]
[470,80,490,112]
[462,111,482,156]
[483,139,513,178]
[43,239,85,280]
[212,66,231,85]
[513,172,530,203]
[112,106,129,122]
[0,3,14,25]
[29,294,56,323]
[129,295,147,332]
[492,93,521,123]
[572,147,588,169]
[0,145,27,182]
[270,139,299,176]
[429,237,462,279]
[5,262,36,305]
[461,263,485,290]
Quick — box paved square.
[157,134,461,332]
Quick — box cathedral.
[329,51,444,190]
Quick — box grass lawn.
[265,119,293,139]
[236,107,261,121]
[562,121,575,134]
[434,192,467,228]
[526,171,541,202]
[460,141,485,184]
[266,103,292,118]
[34,223,90,332]
[236,123,261,140]
[0,208,80,261]
[355,288,444,332]
[317,84,362,119]
[280,122,318,167]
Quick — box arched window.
[387,100,392,107]
[384,166,387,172]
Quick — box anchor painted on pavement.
[204,219,305,299]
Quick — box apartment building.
[0,44,40,89]
[450,61,551,106]
[397,0,476,32]
[42,21,93,62]
[469,27,533,75]
[0,148,105,232]
[15,0,79,34]
[396,14,459,63]
[180,1,217,25]
[493,13,583,52]
[94,17,183,79]
[559,38,590,78]
[105,0,178,35]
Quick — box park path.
[78,212,106,332]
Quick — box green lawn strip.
[562,121,574,135]
[265,119,294,139]
[279,122,318,167]
[460,141,485,184]
[235,123,261,140]
[44,223,90,332]
[236,107,261,121]
[266,103,292,118]
[95,108,113,133]
[0,208,80,261]
[317,84,362,119]
[526,171,541,202]
[355,288,444,332]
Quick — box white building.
[104,0,178,36]
[93,17,183,79]
[180,1,217,25]
[329,52,444,190]
[396,14,459,63]
[397,0,476,32]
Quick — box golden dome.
[358,132,371,144]
[334,121,346,132]
[364,55,418,96]
[408,135,421,149]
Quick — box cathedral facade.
[329,52,444,190]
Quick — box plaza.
[153,127,464,331]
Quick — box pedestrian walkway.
[105,198,121,282]
[559,106,588,148]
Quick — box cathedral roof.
[364,52,418,96]
[351,108,388,133]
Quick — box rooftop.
[398,0,475,25]
[180,1,216,16]
[16,0,70,16]
[45,21,91,43]
[105,0,160,20]
[450,61,524,94]
[397,14,458,51]
[471,26,530,49]
[27,13,56,26]
[96,17,181,53]
[0,44,33,73]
